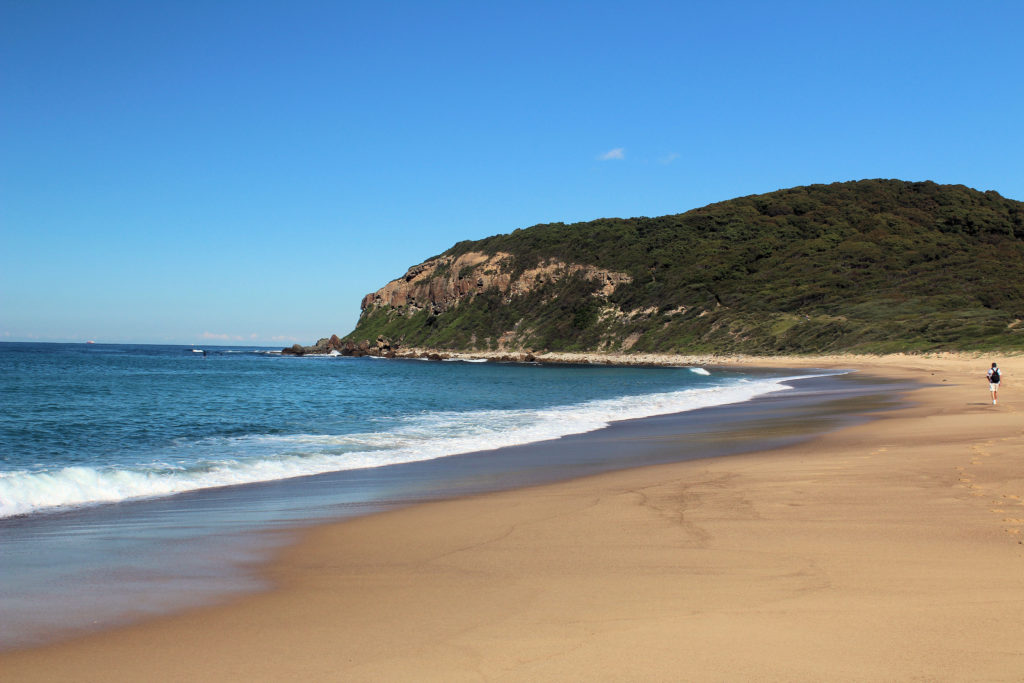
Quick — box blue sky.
[2,1,1022,345]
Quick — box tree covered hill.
[345,180,1024,354]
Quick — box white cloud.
[201,331,241,341]
[598,147,625,161]
[659,152,680,165]
[197,331,304,345]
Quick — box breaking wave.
[0,375,809,518]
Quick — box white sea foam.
[689,367,711,375]
[0,375,816,518]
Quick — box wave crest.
[0,376,802,518]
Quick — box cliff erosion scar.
[362,251,632,316]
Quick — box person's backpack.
[990,368,1001,383]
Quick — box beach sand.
[2,355,1022,681]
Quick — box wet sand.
[3,354,1022,681]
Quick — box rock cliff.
[360,251,632,316]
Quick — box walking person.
[987,362,1002,405]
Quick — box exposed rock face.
[360,251,632,315]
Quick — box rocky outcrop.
[360,251,632,316]
[282,334,397,357]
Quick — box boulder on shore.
[280,336,398,357]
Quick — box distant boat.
[192,349,204,353]
[86,341,95,345]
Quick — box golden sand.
[2,354,1022,681]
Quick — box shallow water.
[1,342,786,519]
[0,343,910,650]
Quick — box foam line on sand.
[2,355,1022,681]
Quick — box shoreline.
[0,361,882,653]
[3,354,1022,679]
[375,346,1020,370]
[0,365,881,653]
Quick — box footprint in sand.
[1004,518,1024,524]
[1006,528,1021,536]
[1004,494,1022,501]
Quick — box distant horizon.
[0,331,311,346]
[4,1,1022,345]
[0,339,285,348]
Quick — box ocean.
[0,342,903,650]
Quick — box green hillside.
[348,180,1024,354]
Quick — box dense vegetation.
[348,180,1024,353]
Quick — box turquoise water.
[0,341,851,649]
[0,342,791,519]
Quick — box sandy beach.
[2,354,1022,681]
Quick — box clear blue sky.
[2,1,1022,345]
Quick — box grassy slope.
[348,180,1024,353]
